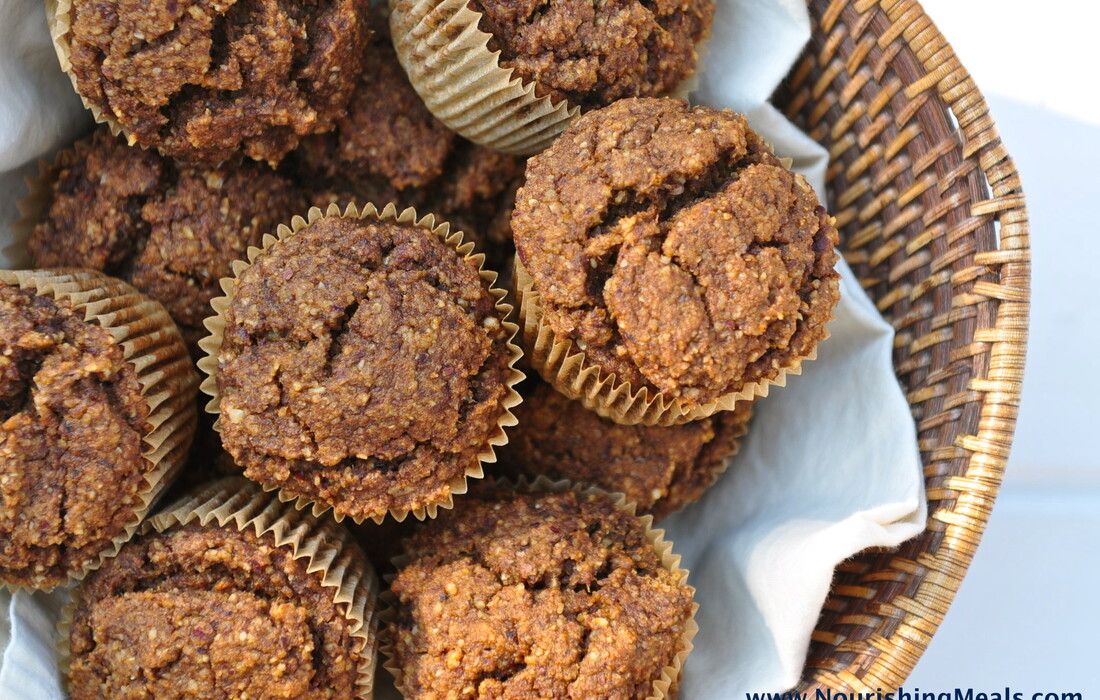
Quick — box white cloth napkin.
[0,0,926,697]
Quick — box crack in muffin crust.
[512,98,841,404]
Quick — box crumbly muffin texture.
[216,216,512,521]
[0,285,150,588]
[469,0,714,109]
[28,128,305,350]
[390,486,694,699]
[503,382,752,519]
[69,523,360,699]
[65,0,371,164]
[513,98,840,404]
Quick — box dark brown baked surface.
[469,0,713,109]
[65,0,370,164]
[294,16,525,272]
[0,284,150,588]
[390,484,694,699]
[28,128,305,351]
[502,382,752,519]
[69,523,359,699]
[216,215,512,521]
[513,97,840,404]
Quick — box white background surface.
[907,0,1100,692]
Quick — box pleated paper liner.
[197,201,525,525]
[514,256,825,426]
[378,475,699,700]
[0,269,197,591]
[57,477,381,699]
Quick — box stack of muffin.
[1,0,840,697]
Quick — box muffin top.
[216,214,513,521]
[69,522,361,699]
[469,0,713,109]
[504,382,752,519]
[513,98,840,404]
[0,284,150,588]
[28,128,305,350]
[65,0,370,164]
[390,484,694,699]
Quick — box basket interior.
[772,0,1029,689]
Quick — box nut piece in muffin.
[388,483,695,699]
[512,97,841,406]
[67,494,371,698]
[28,128,305,351]
[214,212,516,522]
[502,382,753,519]
[294,14,525,271]
[469,0,714,109]
[0,284,152,588]
[62,0,371,164]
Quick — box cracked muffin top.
[295,15,525,272]
[215,214,513,522]
[68,522,362,699]
[0,284,151,589]
[502,382,753,519]
[28,128,305,352]
[469,0,713,109]
[64,0,371,164]
[512,98,840,405]
[389,484,694,699]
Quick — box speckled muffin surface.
[503,382,753,519]
[64,0,371,164]
[389,484,694,699]
[215,215,513,521]
[513,97,840,405]
[0,284,150,588]
[28,128,305,350]
[469,0,713,108]
[68,523,361,699]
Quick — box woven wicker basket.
[771,0,1030,690]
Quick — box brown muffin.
[469,0,713,109]
[389,483,695,699]
[62,0,371,165]
[214,213,515,522]
[294,16,525,271]
[503,382,752,519]
[67,499,370,698]
[28,128,306,350]
[0,284,151,588]
[513,97,840,405]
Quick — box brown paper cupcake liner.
[378,475,698,700]
[0,269,197,591]
[197,201,525,524]
[58,477,381,699]
[514,257,827,426]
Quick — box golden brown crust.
[513,98,840,404]
[0,285,150,588]
[216,215,512,521]
[65,0,371,164]
[69,523,359,699]
[469,0,713,108]
[390,485,694,699]
[502,382,752,519]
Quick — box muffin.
[26,128,305,351]
[203,205,522,523]
[386,481,696,699]
[512,98,840,419]
[0,270,196,589]
[294,14,525,272]
[54,0,371,164]
[503,382,753,519]
[63,479,378,699]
